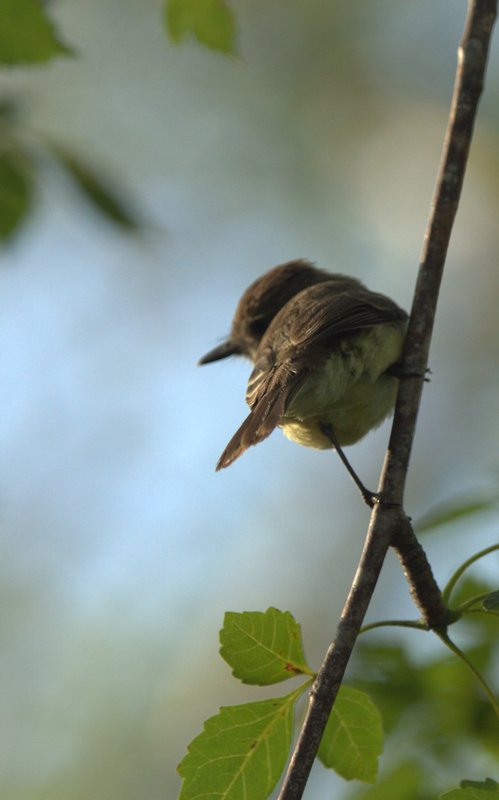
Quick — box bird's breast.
[281,323,405,449]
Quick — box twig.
[390,516,450,629]
[277,3,497,798]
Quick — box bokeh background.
[1,1,498,797]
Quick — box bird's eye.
[248,317,268,337]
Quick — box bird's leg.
[319,422,380,509]
[385,362,432,382]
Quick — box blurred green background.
[0,1,498,798]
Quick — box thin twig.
[277,3,497,798]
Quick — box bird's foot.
[385,363,432,382]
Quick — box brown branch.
[382,0,497,627]
[277,3,497,798]
[390,516,449,629]
[382,0,497,500]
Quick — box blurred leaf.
[318,685,383,783]
[0,0,72,64]
[416,643,496,755]
[482,591,499,611]
[51,145,141,231]
[0,147,33,239]
[414,492,497,535]
[348,761,427,800]
[0,96,20,121]
[178,689,300,800]
[353,638,498,764]
[219,608,313,685]
[165,0,236,54]
[440,778,499,799]
[352,643,421,732]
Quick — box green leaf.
[52,146,141,231]
[0,0,71,64]
[440,778,499,799]
[414,492,497,535]
[178,689,300,800]
[165,0,236,54]
[0,148,33,239]
[482,591,499,611]
[318,685,383,783]
[220,608,313,685]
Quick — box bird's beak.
[198,340,240,365]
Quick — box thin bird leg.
[319,422,379,508]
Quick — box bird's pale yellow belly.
[280,323,404,449]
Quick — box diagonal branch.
[380,0,497,631]
[382,0,497,503]
[277,2,497,798]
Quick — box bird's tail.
[217,356,305,470]
[216,383,287,470]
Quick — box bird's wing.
[245,348,275,408]
[289,289,407,349]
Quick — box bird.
[198,259,334,365]
[209,268,408,507]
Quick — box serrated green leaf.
[52,146,141,231]
[415,493,497,535]
[440,778,499,799]
[165,0,236,54]
[0,0,71,65]
[0,148,33,239]
[178,689,300,800]
[482,591,499,611]
[220,608,313,685]
[318,685,383,783]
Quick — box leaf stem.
[462,607,499,618]
[455,591,494,612]
[360,619,428,633]
[442,543,499,604]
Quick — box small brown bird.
[200,261,408,506]
[198,259,334,365]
